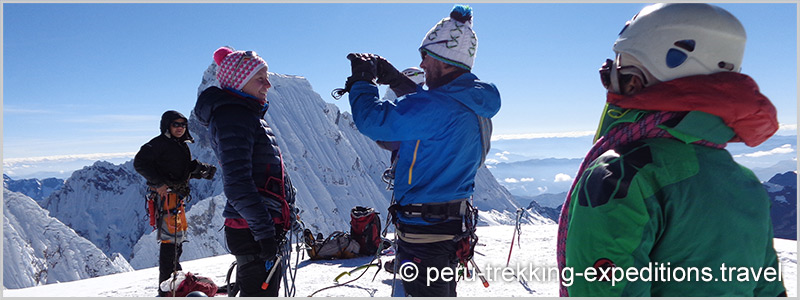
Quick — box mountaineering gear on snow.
[612,3,746,83]
[303,230,361,260]
[350,206,383,255]
[505,208,524,268]
[419,5,477,71]
[348,72,499,226]
[558,72,784,296]
[333,263,381,284]
[159,271,218,297]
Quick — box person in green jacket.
[557,3,787,297]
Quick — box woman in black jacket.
[194,47,295,297]
[133,110,216,295]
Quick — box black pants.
[158,242,183,288]
[396,239,459,297]
[225,226,282,297]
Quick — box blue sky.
[3,3,797,162]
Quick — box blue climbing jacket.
[349,73,500,225]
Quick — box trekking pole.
[170,191,179,298]
[505,208,524,268]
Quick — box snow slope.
[4,224,795,297]
[3,189,133,289]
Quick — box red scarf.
[556,72,777,296]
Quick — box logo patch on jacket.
[593,258,617,282]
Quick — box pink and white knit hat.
[213,47,268,91]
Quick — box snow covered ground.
[4,224,796,297]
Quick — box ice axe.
[261,255,283,291]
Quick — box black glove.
[258,237,278,261]
[375,56,418,97]
[190,163,216,180]
[200,164,216,180]
[345,53,378,90]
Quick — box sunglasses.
[171,122,188,128]
[599,55,648,94]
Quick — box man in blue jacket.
[345,5,500,296]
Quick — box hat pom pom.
[213,47,234,66]
[450,5,473,23]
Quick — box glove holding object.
[375,56,418,97]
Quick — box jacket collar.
[604,72,778,147]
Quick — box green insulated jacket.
[565,111,786,296]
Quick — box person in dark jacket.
[133,110,216,296]
[193,47,295,297]
[344,5,500,297]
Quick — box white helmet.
[613,3,746,83]
[402,67,426,85]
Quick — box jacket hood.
[436,73,501,118]
[194,86,265,128]
[606,72,777,147]
[160,110,193,143]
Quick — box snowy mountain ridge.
[3,189,133,289]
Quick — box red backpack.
[350,206,381,256]
[164,272,219,297]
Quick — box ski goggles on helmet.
[599,54,649,95]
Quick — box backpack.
[304,230,361,260]
[160,271,218,297]
[350,206,381,256]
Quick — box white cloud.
[492,151,511,161]
[554,173,573,182]
[492,131,594,141]
[734,144,794,158]
[504,178,519,183]
[4,152,137,166]
[778,123,797,131]
[537,186,548,193]
[520,178,535,182]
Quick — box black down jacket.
[193,87,294,241]
[134,110,200,195]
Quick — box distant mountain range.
[516,172,797,241]
[489,134,796,197]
